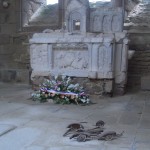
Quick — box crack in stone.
[0,124,17,137]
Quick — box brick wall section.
[127,50,150,89]
[126,0,150,90]
[0,33,30,82]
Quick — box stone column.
[112,0,123,7]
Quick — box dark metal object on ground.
[98,131,124,141]
[95,120,105,127]
[75,131,124,142]
[63,121,124,142]
[77,134,87,142]
[77,131,123,142]
[86,127,104,134]
[69,127,104,140]
[63,123,84,137]
[67,123,84,129]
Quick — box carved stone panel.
[112,15,122,32]
[102,15,111,33]
[52,44,89,70]
[93,16,100,32]
[91,8,123,33]
[98,43,114,78]
[30,44,49,71]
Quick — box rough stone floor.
[0,82,150,150]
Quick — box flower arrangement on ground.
[31,76,90,105]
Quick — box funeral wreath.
[31,76,90,105]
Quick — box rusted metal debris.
[63,120,124,142]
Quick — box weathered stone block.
[12,34,28,44]
[105,80,113,93]
[7,12,16,24]
[0,34,10,44]
[0,45,15,54]
[0,13,7,24]
[141,76,150,90]
[88,71,97,79]
[16,70,29,83]
[15,0,21,11]
[0,69,29,83]
[1,24,16,34]
[129,33,150,51]
[0,12,16,24]
[0,55,12,65]
[114,83,126,95]
[0,70,17,82]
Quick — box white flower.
[54,75,58,80]
[80,99,86,103]
[67,84,75,89]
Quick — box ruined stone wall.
[0,0,27,82]
[0,0,44,83]
[0,0,19,33]
[22,0,46,26]
[126,0,150,89]
[0,0,149,92]
[125,0,150,50]
[128,50,150,89]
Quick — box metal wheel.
[77,134,87,142]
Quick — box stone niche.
[65,0,90,33]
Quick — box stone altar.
[29,0,129,94]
